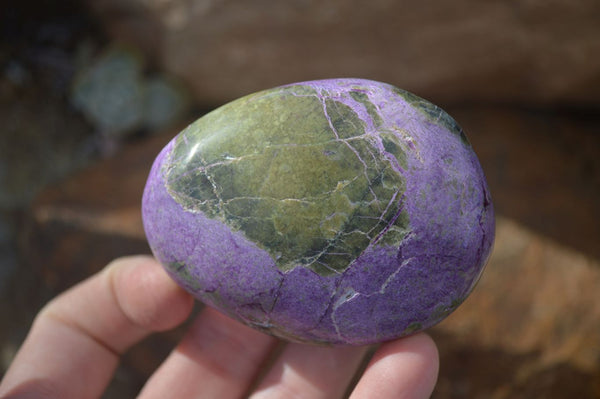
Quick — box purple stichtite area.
[142,78,495,345]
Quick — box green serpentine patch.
[164,87,409,275]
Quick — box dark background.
[1,1,599,397]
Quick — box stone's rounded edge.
[141,136,285,323]
[141,78,496,345]
[280,78,469,144]
[280,77,394,95]
[142,140,181,264]
[327,78,496,343]
[391,85,470,145]
[293,239,493,346]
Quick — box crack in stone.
[372,192,405,245]
[319,96,373,188]
[147,79,493,345]
[315,276,347,340]
[165,83,410,275]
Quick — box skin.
[0,255,439,399]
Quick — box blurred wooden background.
[1,1,599,397]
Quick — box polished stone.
[142,78,495,345]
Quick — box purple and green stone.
[142,78,495,345]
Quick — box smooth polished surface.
[142,79,494,344]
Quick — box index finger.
[0,255,194,399]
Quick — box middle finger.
[249,342,368,399]
[138,306,277,399]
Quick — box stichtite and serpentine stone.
[142,78,495,345]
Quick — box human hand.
[0,255,438,399]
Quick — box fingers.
[249,343,368,399]
[0,256,193,399]
[141,307,436,399]
[0,253,439,399]
[139,306,277,399]
[349,333,439,399]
